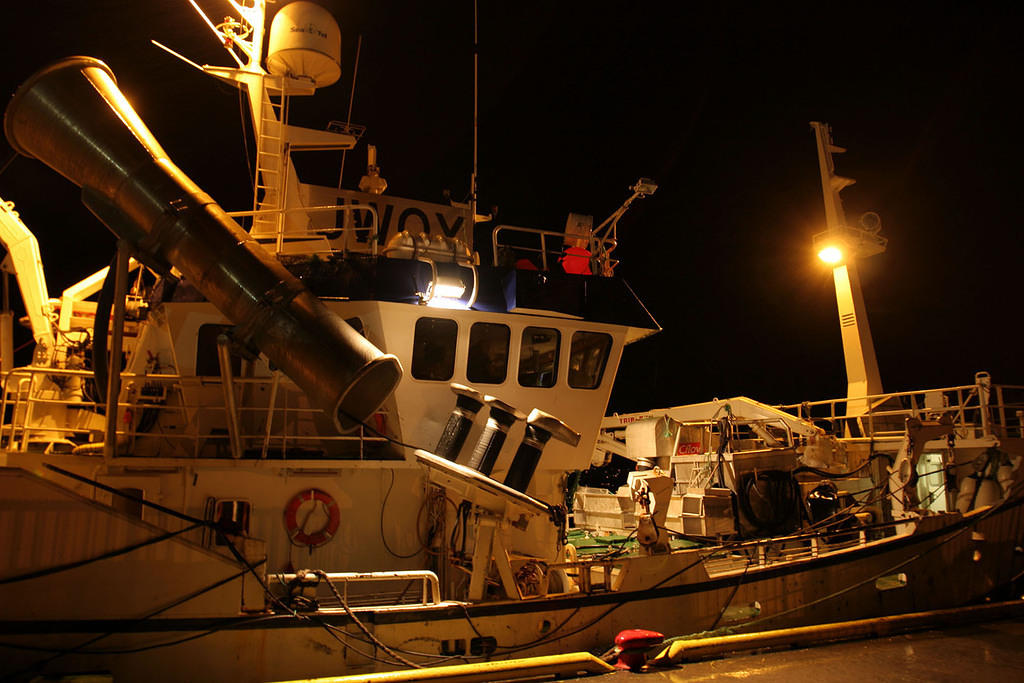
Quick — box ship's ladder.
[252,77,289,239]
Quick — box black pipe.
[465,396,525,475]
[434,383,485,461]
[504,409,580,493]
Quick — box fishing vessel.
[1,2,1021,681]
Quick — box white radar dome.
[266,1,341,88]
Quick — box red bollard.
[613,628,664,671]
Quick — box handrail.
[491,224,619,274]
[1,364,390,459]
[776,381,1024,440]
[268,570,442,608]
[229,203,380,256]
[549,517,908,591]
[604,416,799,452]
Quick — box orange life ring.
[283,488,341,547]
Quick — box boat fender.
[284,488,341,548]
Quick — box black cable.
[0,522,202,585]
[591,527,638,560]
[38,465,304,623]
[708,555,752,631]
[380,468,422,559]
[315,570,421,669]
[793,451,893,479]
[337,407,430,452]
[472,535,755,654]
[0,566,260,679]
[45,463,203,525]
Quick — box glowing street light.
[817,245,843,264]
[809,122,887,418]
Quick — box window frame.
[467,322,511,384]
[411,317,459,381]
[517,325,561,388]
[568,330,613,389]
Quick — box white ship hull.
[1,474,1021,680]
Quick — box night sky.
[1,2,1020,414]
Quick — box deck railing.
[491,224,619,274]
[1,365,390,460]
[230,203,381,256]
[775,377,1024,441]
[546,520,904,597]
[268,570,443,610]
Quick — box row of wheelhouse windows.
[412,317,613,389]
[196,318,612,390]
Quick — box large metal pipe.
[4,57,401,432]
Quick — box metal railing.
[776,379,1024,441]
[230,203,381,256]
[1,365,389,460]
[546,521,903,597]
[491,224,619,274]
[699,524,893,577]
[269,570,443,610]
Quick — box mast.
[810,122,886,417]
[169,1,357,248]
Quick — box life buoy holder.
[284,488,340,548]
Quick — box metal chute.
[3,56,402,432]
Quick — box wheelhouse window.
[568,331,613,389]
[411,317,458,381]
[518,326,560,388]
[467,323,510,384]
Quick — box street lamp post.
[810,122,887,418]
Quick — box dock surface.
[587,616,1024,682]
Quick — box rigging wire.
[0,152,16,177]
[238,86,254,223]
[336,34,362,192]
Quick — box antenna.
[469,0,479,232]
[337,34,363,192]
